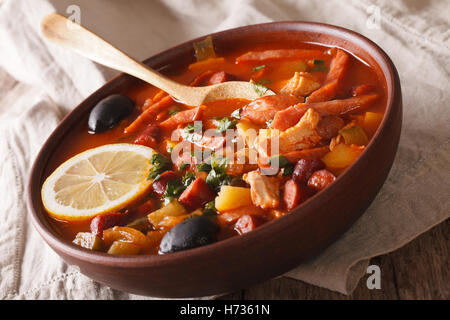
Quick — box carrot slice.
[236,49,326,63]
[188,57,225,72]
[124,71,214,134]
[152,90,168,103]
[271,94,380,131]
[307,50,350,103]
[124,95,174,134]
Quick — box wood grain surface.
[219,219,449,300]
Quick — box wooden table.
[220,219,449,300]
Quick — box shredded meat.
[243,171,280,209]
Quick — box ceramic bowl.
[27,21,402,298]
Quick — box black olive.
[159,216,219,254]
[88,94,134,133]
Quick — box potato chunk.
[73,232,103,251]
[147,200,187,226]
[215,186,252,212]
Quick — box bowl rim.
[27,20,400,268]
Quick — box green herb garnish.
[182,171,196,187]
[203,201,218,218]
[168,108,179,116]
[182,122,202,142]
[206,156,230,191]
[310,65,328,72]
[313,59,325,65]
[162,179,185,205]
[269,154,294,176]
[252,64,266,72]
[179,162,189,171]
[231,108,241,119]
[147,154,171,180]
[196,162,212,172]
[252,82,270,97]
[215,117,238,133]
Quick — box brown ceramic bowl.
[27,21,402,298]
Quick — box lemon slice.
[41,143,156,221]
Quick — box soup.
[41,37,386,255]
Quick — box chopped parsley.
[203,201,218,218]
[252,82,270,97]
[162,179,185,205]
[310,65,328,72]
[182,122,203,142]
[196,162,212,172]
[205,156,230,191]
[168,108,179,116]
[181,171,196,187]
[269,154,294,176]
[252,64,266,72]
[215,117,238,133]
[313,59,325,65]
[179,162,189,171]
[231,108,241,119]
[147,154,171,180]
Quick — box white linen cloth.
[0,0,449,299]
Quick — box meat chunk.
[208,71,237,85]
[271,94,380,131]
[243,171,280,209]
[292,159,326,184]
[90,212,125,237]
[306,49,350,103]
[280,72,320,98]
[152,171,178,198]
[316,116,345,140]
[256,108,322,156]
[307,169,336,191]
[283,180,312,210]
[234,214,265,235]
[240,94,300,125]
[178,178,215,210]
[159,106,204,131]
[134,124,161,148]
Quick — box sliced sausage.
[292,159,326,185]
[307,169,336,191]
[234,214,265,235]
[90,212,125,237]
[134,124,161,148]
[178,178,215,210]
[152,171,178,198]
[283,179,313,210]
[208,71,237,85]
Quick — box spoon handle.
[41,13,194,103]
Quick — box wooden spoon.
[41,13,267,106]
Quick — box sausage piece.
[283,180,312,211]
[292,159,326,185]
[307,169,336,192]
[234,214,264,235]
[208,71,237,85]
[152,171,178,198]
[134,124,161,148]
[90,212,125,237]
[178,178,215,211]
